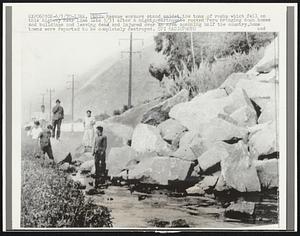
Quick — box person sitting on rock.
[38,124,54,160]
[91,126,107,184]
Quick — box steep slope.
[61,44,162,120]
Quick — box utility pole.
[190,32,196,71]
[67,74,76,133]
[119,32,143,108]
[47,89,55,121]
[41,93,45,106]
[29,102,32,121]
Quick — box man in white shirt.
[30,120,43,158]
[37,105,48,129]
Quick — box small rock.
[254,159,278,189]
[225,201,256,219]
[171,219,190,227]
[86,188,105,195]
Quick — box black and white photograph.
[20,30,280,228]
[3,2,297,232]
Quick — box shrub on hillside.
[21,143,112,228]
[163,47,264,97]
[113,109,121,116]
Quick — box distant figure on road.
[82,110,96,152]
[39,124,54,160]
[37,105,48,129]
[52,99,64,140]
[92,126,107,184]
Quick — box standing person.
[38,124,54,160]
[92,126,107,185]
[52,99,64,140]
[30,120,43,158]
[37,105,48,129]
[82,110,96,152]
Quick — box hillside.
[60,44,163,120]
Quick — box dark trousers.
[94,151,106,177]
[41,145,54,160]
[52,119,62,139]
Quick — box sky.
[20,31,156,118]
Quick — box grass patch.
[21,136,112,228]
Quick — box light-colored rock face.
[96,121,133,145]
[106,146,138,177]
[214,174,230,192]
[230,105,257,127]
[158,118,187,142]
[247,37,278,75]
[127,156,192,185]
[186,175,219,195]
[225,201,256,218]
[141,89,189,125]
[198,118,249,143]
[192,88,228,102]
[131,123,171,155]
[248,122,278,159]
[197,142,229,172]
[235,79,276,101]
[75,152,94,162]
[254,159,278,189]
[256,69,277,82]
[79,160,94,172]
[220,73,251,94]
[169,88,255,132]
[258,99,277,124]
[220,141,261,192]
[172,132,208,161]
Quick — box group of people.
[27,99,107,182]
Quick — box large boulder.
[131,123,171,155]
[247,37,278,75]
[214,174,231,192]
[235,79,276,102]
[192,88,228,101]
[220,73,251,94]
[172,131,207,161]
[254,159,278,189]
[74,152,94,162]
[158,118,187,143]
[186,175,219,195]
[78,160,94,173]
[230,105,257,127]
[106,146,138,177]
[256,68,277,82]
[258,99,277,124]
[225,201,256,219]
[248,122,278,160]
[141,89,189,126]
[198,118,248,143]
[127,156,193,185]
[220,141,261,192]
[169,88,254,132]
[197,142,229,172]
[96,121,133,145]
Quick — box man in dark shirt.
[39,124,54,160]
[52,99,64,140]
[92,126,107,182]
